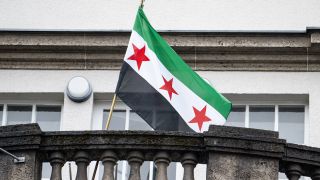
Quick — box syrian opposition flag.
[116,8,232,133]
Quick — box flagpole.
[140,0,145,8]
[91,94,117,180]
[105,94,117,130]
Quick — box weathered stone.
[0,30,320,71]
[1,124,320,179]
[285,163,302,180]
[49,151,65,180]
[101,150,118,180]
[284,143,320,167]
[0,150,41,180]
[127,151,144,180]
[311,168,320,180]
[154,151,171,180]
[74,151,90,180]
[181,153,197,180]
[204,125,285,159]
[205,125,282,180]
[207,152,278,180]
[0,124,42,180]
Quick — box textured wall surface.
[0,151,41,180]
[207,153,278,180]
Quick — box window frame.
[231,102,309,146]
[0,101,63,131]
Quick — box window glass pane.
[118,161,127,180]
[167,162,176,180]
[279,172,305,180]
[140,161,151,180]
[225,105,245,127]
[7,105,32,125]
[129,112,153,130]
[279,106,304,144]
[0,105,3,125]
[279,172,287,179]
[249,106,274,130]
[41,162,51,179]
[36,106,61,131]
[103,110,126,130]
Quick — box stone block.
[206,152,278,180]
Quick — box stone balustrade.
[1,124,320,180]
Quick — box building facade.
[0,29,320,179]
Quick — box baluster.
[154,151,170,180]
[49,151,65,180]
[181,153,197,180]
[101,150,118,180]
[128,151,144,180]
[312,168,320,180]
[285,164,302,180]
[74,151,90,180]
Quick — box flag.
[116,8,232,133]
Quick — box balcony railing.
[0,123,320,180]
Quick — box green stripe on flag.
[133,8,231,118]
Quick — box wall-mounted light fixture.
[66,76,92,103]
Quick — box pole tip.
[140,0,144,8]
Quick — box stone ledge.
[284,143,320,166]
[0,124,42,150]
[0,30,320,71]
[205,125,285,159]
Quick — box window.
[249,105,275,131]
[36,106,61,131]
[226,104,306,144]
[102,110,126,130]
[1,104,62,131]
[7,105,32,125]
[224,106,245,127]
[278,106,304,144]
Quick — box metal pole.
[91,94,117,180]
[0,148,25,163]
[91,161,99,180]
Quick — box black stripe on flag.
[116,62,194,132]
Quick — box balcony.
[0,123,320,180]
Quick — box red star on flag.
[189,105,211,131]
[160,76,178,100]
[127,44,150,70]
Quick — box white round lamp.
[66,76,92,103]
